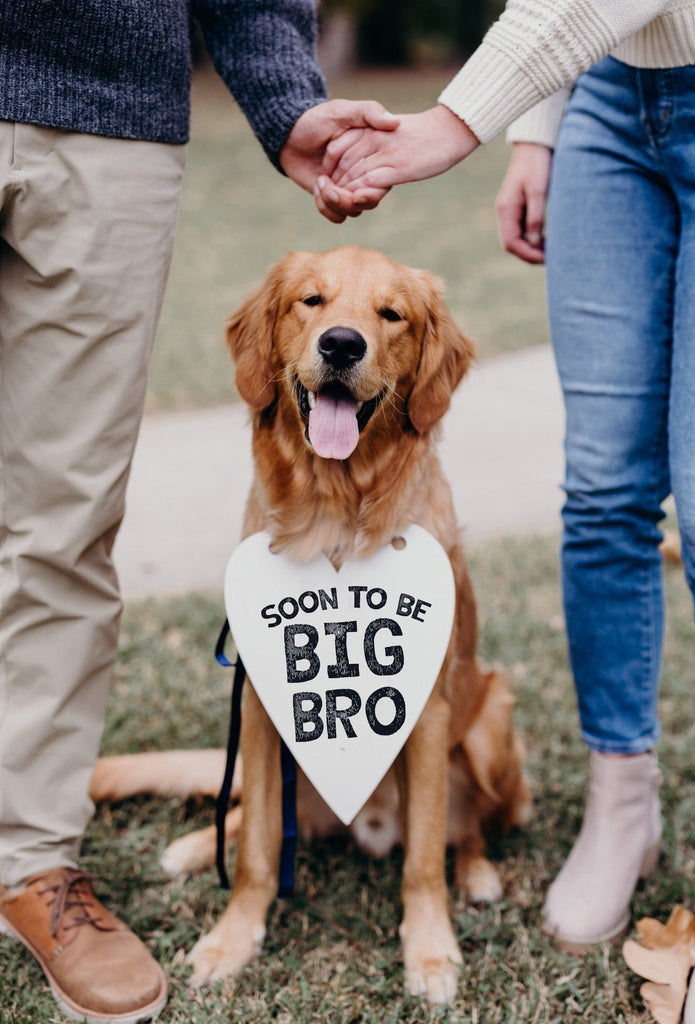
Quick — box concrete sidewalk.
[113,344,565,599]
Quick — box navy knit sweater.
[0,1,327,168]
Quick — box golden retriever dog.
[92,246,530,1004]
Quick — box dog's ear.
[407,274,475,436]
[226,263,285,411]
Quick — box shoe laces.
[37,870,118,938]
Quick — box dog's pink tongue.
[309,392,360,459]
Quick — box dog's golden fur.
[91,246,530,1004]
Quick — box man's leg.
[0,123,184,1020]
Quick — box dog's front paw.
[404,951,461,1005]
[187,921,266,986]
[401,925,462,1004]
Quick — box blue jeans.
[546,56,695,754]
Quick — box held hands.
[284,104,550,240]
[280,99,400,223]
[281,102,479,222]
[495,142,553,264]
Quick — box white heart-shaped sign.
[224,524,455,825]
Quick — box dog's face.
[228,246,474,458]
[274,249,424,460]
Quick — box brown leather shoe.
[0,868,167,1022]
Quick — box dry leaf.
[623,907,695,1024]
[640,981,686,1024]
[637,906,695,951]
[624,941,690,1024]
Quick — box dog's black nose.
[317,327,366,369]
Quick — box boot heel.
[639,840,660,878]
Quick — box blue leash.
[214,619,297,896]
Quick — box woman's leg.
[543,57,677,947]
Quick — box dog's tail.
[89,749,239,803]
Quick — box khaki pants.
[0,124,185,886]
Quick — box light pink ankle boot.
[543,750,661,953]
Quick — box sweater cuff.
[505,88,571,148]
[242,91,326,172]
[438,44,547,145]
[438,0,618,145]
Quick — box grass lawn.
[2,535,693,1023]
[148,67,549,411]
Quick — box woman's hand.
[495,142,553,264]
[320,105,479,195]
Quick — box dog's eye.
[379,307,403,322]
[302,294,324,307]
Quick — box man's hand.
[280,99,400,223]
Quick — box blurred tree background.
[321,0,505,67]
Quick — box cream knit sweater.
[439,0,695,148]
